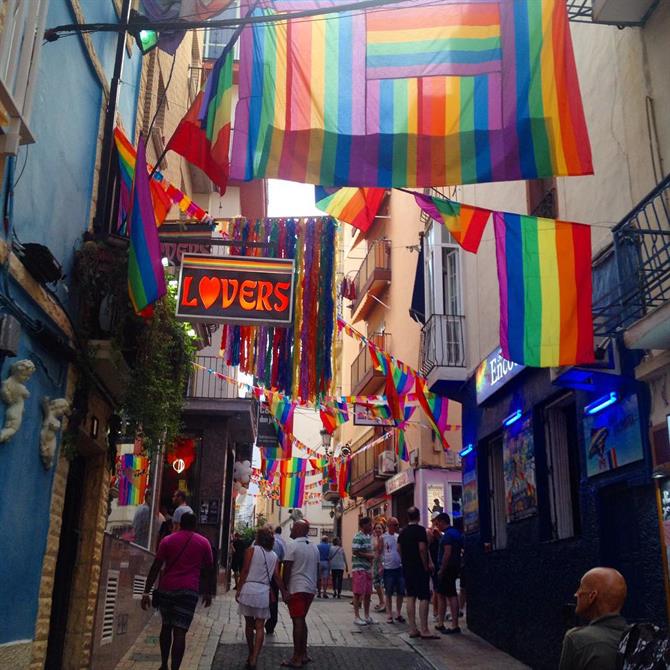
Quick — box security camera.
[340,446,351,457]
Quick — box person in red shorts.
[351,516,375,626]
[281,519,320,668]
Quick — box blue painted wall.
[462,348,667,669]
[0,0,142,645]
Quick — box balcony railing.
[420,314,466,376]
[351,240,392,314]
[187,356,237,399]
[350,333,390,395]
[592,174,670,337]
[350,436,394,498]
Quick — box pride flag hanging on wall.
[493,212,594,367]
[231,0,592,188]
[117,454,149,506]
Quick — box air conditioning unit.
[378,451,397,476]
[592,0,657,26]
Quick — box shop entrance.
[393,486,415,527]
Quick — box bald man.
[559,567,628,670]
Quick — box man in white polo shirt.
[281,519,319,668]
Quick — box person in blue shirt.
[434,513,463,634]
[317,535,331,598]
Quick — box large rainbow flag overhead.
[493,212,594,367]
[231,0,592,188]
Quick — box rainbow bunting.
[168,46,234,193]
[320,400,349,435]
[493,212,594,367]
[413,193,491,253]
[269,395,296,454]
[315,187,386,233]
[370,348,415,424]
[279,475,306,507]
[416,378,453,451]
[395,405,416,463]
[128,135,167,315]
[338,458,352,498]
[231,0,592,188]
[117,454,149,506]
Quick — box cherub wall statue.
[0,359,36,443]
[40,397,71,469]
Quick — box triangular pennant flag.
[315,187,386,233]
[416,378,452,451]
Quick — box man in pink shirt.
[142,513,214,670]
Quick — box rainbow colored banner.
[231,0,592,188]
[315,187,386,233]
[416,378,454,451]
[320,400,349,435]
[117,454,149,506]
[413,193,491,253]
[493,212,594,367]
[370,348,416,424]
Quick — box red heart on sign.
[198,276,220,309]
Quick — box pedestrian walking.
[382,517,405,624]
[141,513,214,670]
[427,516,441,622]
[317,534,331,598]
[281,519,320,668]
[236,527,288,670]
[372,521,387,612]
[559,567,628,670]
[171,490,194,531]
[352,516,376,625]
[265,525,286,635]
[329,537,348,598]
[434,512,463,634]
[397,507,439,640]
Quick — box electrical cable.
[147,52,177,140]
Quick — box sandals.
[396,615,406,623]
[373,604,386,612]
[386,617,395,624]
[281,661,303,668]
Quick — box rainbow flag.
[128,135,167,315]
[494,212,594,367]
[320,400,349,435]
[280,472,305,507]
[338,458,352,498]
[117,454,149,506]
[114,128,172,233]
[231,0,592,187]
[269,395,296,453]
[370,348,416,424]
[395,405,416,462]
[167,46,234,193]
[416,378,454,451]
[413,193,491,253]
[315,187,386,233]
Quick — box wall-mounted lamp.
[503,409,522,427]
[584,391,618,416]
[652,464,670,479]
[459,443,474,457]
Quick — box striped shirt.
[351,531,373,573]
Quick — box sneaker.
[365,617,374,624]
[443,627,462,635]
[323,594,329,599]
[354,617,368,626]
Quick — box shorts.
[319,561,330,580]
[403,569,431,601]
[437,567,460,598]
[383,568,405,596]
[287,592,314,619]
[352,570,373,596]
[158,589,199,630]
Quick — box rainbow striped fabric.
[314,187,386,232]
[231,0,592,187]
[320,400,349,435]
[493,212,594,367]
[117,454,149,506]
[280,471,305,507]
[413,193,491,253]
[128,135,167,315]
[370,348,416,424]
[416,378,453,451]
[269,395,296,453]
[168,47,234,194]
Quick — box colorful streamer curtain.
[117,454,149,506]
[231,0,592,188]
[493,212,594,367]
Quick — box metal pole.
[93,0,132,235]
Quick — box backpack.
[616,623,670,670]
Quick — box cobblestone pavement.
[115,592,529,670]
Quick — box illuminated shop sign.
[176,254,295,325]
[476,347,525,405]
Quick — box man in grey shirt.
[559,567,628,670]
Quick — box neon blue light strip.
[584,391,618,416]
[503,409,522,427]
[459,444,473,457]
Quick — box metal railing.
[420,314,466,375]
[350,333,390,394]
[593,175,670,337]
[565,0,592,23]
[352,240,391,311]
[186,356,237,399]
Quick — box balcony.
[419,314,467,394]
[592,174,670,349]
[351,240,391,320]
[187,355,238,399]
[349,436,395,499]
[350,332,390,396]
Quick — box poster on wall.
[503,415,537,521]
[583,394,643,477]
[426,484,445,519]
[462,455,479,534]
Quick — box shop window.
[450,483,463,522]
[488,436,507,550]
[544,395,580,540]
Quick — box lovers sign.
[176,254,295,326]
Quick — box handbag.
[150,534,194,608]
[262,551,277,604]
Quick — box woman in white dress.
[236,527,287,669]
